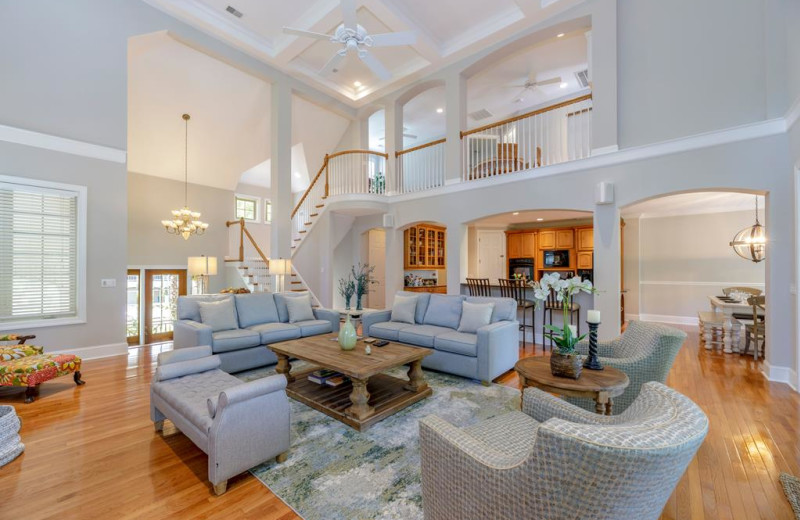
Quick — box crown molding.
[0,124,127,163]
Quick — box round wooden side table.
[515,357,630,415]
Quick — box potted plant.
[352,263,377,311]
[530,273,599,379]
[338,276,355,310]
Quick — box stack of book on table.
[307,369,349,387]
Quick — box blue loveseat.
[362,292,520,385]
[173,292,339,373]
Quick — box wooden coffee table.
[269,336,433,431]
[515,357,629,415]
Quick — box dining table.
[708,295,751,353]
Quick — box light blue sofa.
[173,292,340,373]
[362,292,520,385]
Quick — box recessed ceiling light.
[560,82,568,89]
[536,218,544,221]
[512,212,520,216]
[557,32,565,38]
[436,108,444,113]
[353,81,362,87]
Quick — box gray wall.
[128,172,234,293]
[0,141,127,351]
[625,211,765,320]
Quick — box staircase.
[230,257,271,293]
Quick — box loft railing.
[291,150,388,243]
[394,138,446,194]
[460,94,592,182]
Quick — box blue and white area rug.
[238,365,521,520]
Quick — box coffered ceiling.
[142,0,585,105]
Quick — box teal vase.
[338,315,357,351]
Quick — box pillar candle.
[587,310,601,324]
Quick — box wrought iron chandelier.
[161,114,209,240]
[729,196,766,263]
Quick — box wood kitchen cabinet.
[577,251,593,269]
[507,232,536,258]
[538,230,556,250]
[577,228,594,250]
[405,224,446,269]
[404,286,447,294]
[555,229,574,249]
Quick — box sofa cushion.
[177,294,232,322]
[398,325,454,348]
[286,293,315,323]
[395,291,431,324]
[234,293,279,328]
[391,293,418,324]
[423,294,466,329]
[295,319,333,337]
[369,321,413,341]
[211,329,261,353]
[435,331,478,357]
[152,369,240,433]
[457,301,495,333]
[198,299,239,332]
[466,297,517,323]
[274,292,311,323]
[247,322,301,344]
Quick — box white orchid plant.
[529,273,599,355]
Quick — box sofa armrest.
[173,320,213,349]
[420,415,523,471]
[154,355,221,382]
[157,345,212,366]
[313,308,341,333]
[475,321,520,384]
[217,374,287,408]
[522,387,615,425]
[362,310,392,336]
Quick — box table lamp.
[188,255,218,294]
[269,258,292,293]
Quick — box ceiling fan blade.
[341,0,358,30]
[369,31,417,47]
[534,77,562,86]
[502,83,528,88]
[320,51,346,76]
[403,133,418,139]
[359,50,391,81]
[283,27,333,41]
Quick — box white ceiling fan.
[505,72,562,102]
[283,0,416,81]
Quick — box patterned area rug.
[238,364,521,520]
[781,473,800,520]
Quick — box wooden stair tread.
[315,204,325,208]
[309,213,319,217]
[299,230,307,234]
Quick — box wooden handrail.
[460,94,593,138]
[226,218,270,268]
[328,149,389,160]
[395,138,446,157]
[291,155,329,219]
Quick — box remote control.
[374,340,389,347]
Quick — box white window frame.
[234,194,260,223]
[264,199,272,224]
[0,174,87,331]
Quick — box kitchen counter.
[404,285,447,294]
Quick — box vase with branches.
[352,263,377,311]
[338,276,356,310]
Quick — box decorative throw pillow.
[197,298,238,332]
[286,293,315,323]
[391,294,418,324]
[457,301,495,333]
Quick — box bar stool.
[498,279,535,351]
[466,278,492,297]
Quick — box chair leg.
[74,371,85,385]
[213,480,228,495]
[276,451,289,463]
[25,385,39,404]
[154,420,164,432]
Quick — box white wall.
[625,211,765,322]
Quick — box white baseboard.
[591,145,619,156]
[625,313,640,322]
[49,342,128,360]
[638,314,699,326]
[761,362,798,391]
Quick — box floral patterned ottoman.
[0,351,85,403]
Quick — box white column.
[593,203,621,340]
[384,226,404,303]
[446,222,468,294]
[270,81,292,260]
[384,98,403,193]
[445,71,466,183]
[590,0,618,154]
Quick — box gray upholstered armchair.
[570,320,686,413]
[419,382,708,520]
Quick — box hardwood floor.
[1,325,798,519]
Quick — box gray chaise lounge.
[173,292,340,373]
[150,346,291,495]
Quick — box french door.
[144,269,187,344]
[126,269,141,345]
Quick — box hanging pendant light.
[161,114,209,240]
[729,196,766,263]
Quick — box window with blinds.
[0,180,81,325]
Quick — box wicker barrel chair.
[419,382,708,520]
[569,321,686,414]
